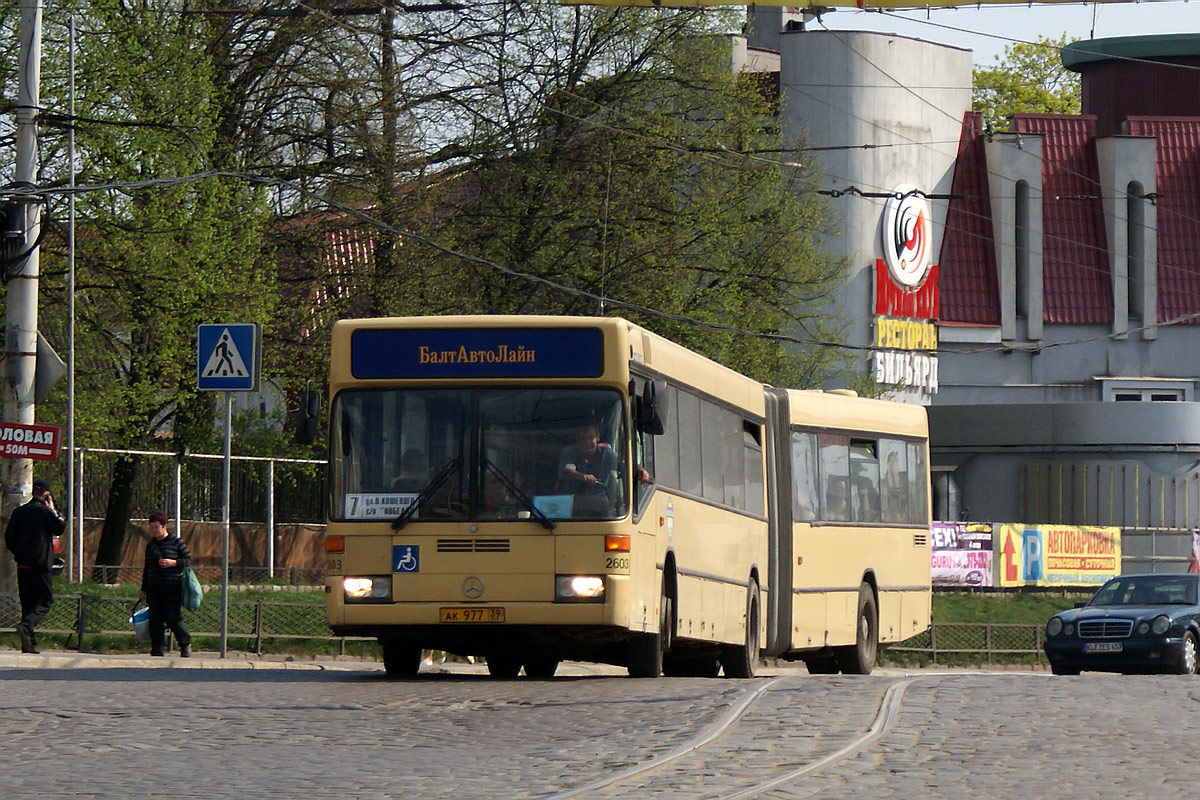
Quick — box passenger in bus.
[482,469,527,518]
[391,449,430,492]
[557,425,618,494]
[824,478,849,520]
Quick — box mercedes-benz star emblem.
[462,576,485,599]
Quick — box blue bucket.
[129,606,150,642]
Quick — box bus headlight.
[555,575,605,603]
[343,576,392,603]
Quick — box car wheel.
[1050,663,1080,676]
[1176,631,1198,675]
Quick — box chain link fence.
[80,565,325,587]
[884,622,1045,666]
[0,592,369,654]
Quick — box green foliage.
[31,0,275,453]
[973,35,1081,133]
[369,18,850,387]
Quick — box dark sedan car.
[1044,573,1200,675]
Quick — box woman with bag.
[138,510,193,657]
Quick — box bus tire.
[523,656,560,679]
[381,640,421,678]
[628,582,669,678]
[835,582,878,675]
[720,579,760,678]
[806,656,839,675]
[486,653,522,679]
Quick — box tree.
[275,6,854,389]
[973,35,1081,133]
[26,0,275,570]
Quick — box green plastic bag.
[182,566,203,611]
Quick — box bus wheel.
[628,582,670,678]
[835,583,878,675]
[664,651,720,678]
[486,653,522,679]
[720,579,760,678]
[805,657,839,675]
[523,656,560,679]
[381,640,421,678]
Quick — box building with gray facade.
[741,20,1200,570]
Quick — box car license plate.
[1084,641,1123,653]
[439,607,505,623]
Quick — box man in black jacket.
[4,480,66,653]
[138,510,193,657]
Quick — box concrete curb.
[0,650,377,671]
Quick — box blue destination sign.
[351,327,605,379]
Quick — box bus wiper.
[393,458,461,530]
[483,459,556,530]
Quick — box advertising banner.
[995,524,1121,587]
[931,522,994,587]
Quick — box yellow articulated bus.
[323,316,930,678]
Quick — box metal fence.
[51,447,326,525]
[0,592,369,654]
[884,623,1045,665]
[80,565,325,587]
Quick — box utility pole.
[1,0,43,595]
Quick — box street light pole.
[1,0,43,595]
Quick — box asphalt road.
[1,651,1196,799]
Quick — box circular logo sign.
[880,185,933,290]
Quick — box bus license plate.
[1084,642,1123,653]
[440,607,505,623]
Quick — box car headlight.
[1046,618,1063,637]
[1065,623,1074,636]
[343,575,392,603]
[555,575,605,603]
[1137,621,1150,635]
[1152,615,1171,635]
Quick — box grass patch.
[932,589,1089,625]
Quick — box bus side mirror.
[296,389,321,445]
[637,380,666,435]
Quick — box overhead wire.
[13,4,1200,355]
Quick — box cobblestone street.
[2,654,1197,799]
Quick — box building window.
[1102,379,1192,402]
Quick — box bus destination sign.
[0,422,62,461]
[351,327,605,379]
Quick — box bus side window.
[818,434,850,522]
[879,438,909,524]
[791,431,818,522]
[850,439,880,524]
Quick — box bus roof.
[783,389,928,439]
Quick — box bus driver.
[557,425,617,495]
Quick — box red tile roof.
[1011,114,1112,325]
[1126,116,1200,324]
[938,111,1000,324]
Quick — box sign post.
[198,323,260,657]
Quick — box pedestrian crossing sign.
[197,324,260,391]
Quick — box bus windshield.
[331,388,629,522]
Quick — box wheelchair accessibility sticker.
[393,545,420,573]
